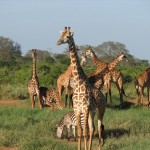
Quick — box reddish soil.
[0,148,18,150]
[0,99,60,109]
[128,98,149,105]
[0,99,29,108]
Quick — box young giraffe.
[135,67,150,106]
[83,47,127,107]
[57,27,105,150]
[57,64,73,108]
[28,49,42,109]
[39,86,63,109]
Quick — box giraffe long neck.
[108,57,121,70]
[92,52,104,67]
[32,57,37,80]
[68,41,86,84]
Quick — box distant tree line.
[0,36,149,99]
[0,36,149,67]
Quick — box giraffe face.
[80,53,87,66]
[119,54,128,62]
[31,49,36,58]
[85,48,94,58]
[57,27,74,45]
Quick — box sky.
[0,0,150,61]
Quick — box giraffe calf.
[39,86,63,109]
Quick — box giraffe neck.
[68,41,86,84]
[90,51,105,66]
[32,57,37,80]
[108,57,121,70]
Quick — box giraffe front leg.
[83,111,89,150]
[147,87,150,108]
[97,109,104,150]
[30,93,35,108]
[88,111,95,150]
[75,113,82,150]
[37,89,43,109]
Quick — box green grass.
[0,99,150,150]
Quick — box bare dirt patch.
[0,147,18,150]
[0,99,29,108]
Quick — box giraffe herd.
[27,27,150,150]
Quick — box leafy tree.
[25,49,55,63]
[0,36,21,60]
[54,53,70,65]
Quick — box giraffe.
[83,47,128,107]
[57,27,105,150]
[135,67,150,106]
[28,49,42,109]
[57,64,73,108]
[103,52,128,106]
[39,86,63,109]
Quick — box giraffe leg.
[37,89,43,109]
[147,87,150,108]
[109,89,112,107]
[97,109,104,150]
[29,93,35,108]
[57,83,64,106]
[75,112,82,150]
[138,87,143,104]
[88,112,95,150]
[107,81,112,108]
[65,93,68,108]
[83,111,89,150]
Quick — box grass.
[0,97,150,150]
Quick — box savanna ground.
[0,87,150,150]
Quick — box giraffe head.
[85,47,95,58]
[57,27,74,45]
[31,49,37,59]
[80,52,87,66]
[118,53,128,62]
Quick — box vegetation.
[0,101,150,150]
[0,36,150,150]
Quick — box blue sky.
[0,0,150,61]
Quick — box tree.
[0,36,21,59]
[25,49,55,63]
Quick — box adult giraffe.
[57,27,105,150]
